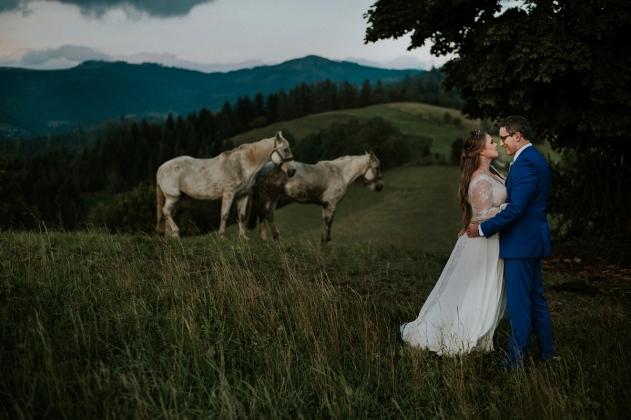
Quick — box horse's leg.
[321,204,336,242]
[268,200,282,241]
[219,192,235,239]
[258,206,267,240]
[235,195,250,239]
[162,195,181,238]
[156,183,166,233]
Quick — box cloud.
[0,44,267,72]
[21,44,110,65]
[116,52,267,73]
[0,0,21,14]
[2,44,441,75]
[0,0,216,17]
[0,34,25,62]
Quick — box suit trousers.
[504,258,554,365]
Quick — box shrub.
[293,118,411,168]
[450,138,464,165]
[88,184,156,234]
[0,153,39,230]
[376,135,412,169]
[549,148,631,238]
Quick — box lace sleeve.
[469,177,504,222]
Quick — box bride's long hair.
[458,130,502,236]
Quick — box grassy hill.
[230,102,480,158]
[230,101,556,165]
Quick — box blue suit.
[481,145,553,366]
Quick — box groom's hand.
[467,221,480,238]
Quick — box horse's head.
[271,131,296,177]
[362,152,383,192]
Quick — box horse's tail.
[246,188,260,231]
[156,182,166,232]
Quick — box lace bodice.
[468,173,507,222]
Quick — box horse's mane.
[317,154,368,167]
[218,136,275,160]
[230,136,273,152]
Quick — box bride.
[401,130,507,354]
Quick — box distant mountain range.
[0,55,422,136]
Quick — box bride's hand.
[467,221,480,238]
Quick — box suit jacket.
[481,145,551,259]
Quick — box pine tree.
[372,80,386,104]
[339,81,358,109]
[276,88,289,122]
[359,80,372,107]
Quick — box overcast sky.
[0,0,451,72]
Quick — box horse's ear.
[275,131,282,141]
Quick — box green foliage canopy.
[0,153,38,230]
[365,0,631,155]
[292,117,412,169]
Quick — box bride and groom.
[400,116,553,370]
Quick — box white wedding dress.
[401,173,507,355]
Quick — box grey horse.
[157,132,296,239]
[247,152,383,242]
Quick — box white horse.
[247,152,383,242]
[156,132,296,238]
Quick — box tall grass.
[1,231,629,419]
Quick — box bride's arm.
[469,178,505,221]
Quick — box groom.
[467,116,553,369]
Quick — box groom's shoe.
[538,356,561,368]
[499,357,523,372]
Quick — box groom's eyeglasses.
[499,132,515,141]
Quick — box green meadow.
[2,103,625,419]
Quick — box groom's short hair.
[502,116,532,141]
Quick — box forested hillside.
[0,56,427,135]
[0,68,466,233]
